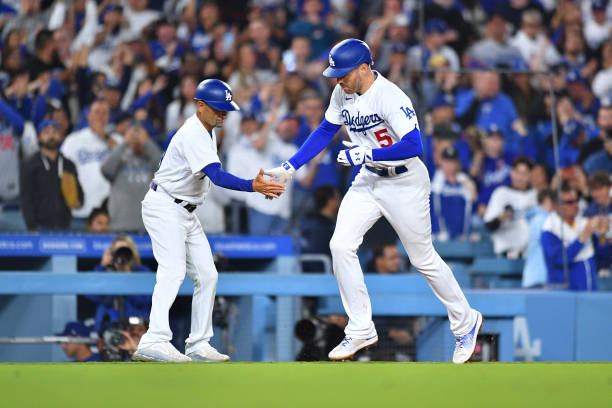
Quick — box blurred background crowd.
[1,0,612,361]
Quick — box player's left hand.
[337,141,373,166]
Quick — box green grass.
[1,362,611,407]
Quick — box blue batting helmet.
[194,79,240,111]
[323,39,373,78]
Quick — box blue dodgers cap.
[424,19,448,35]
[194,79,240,111]
[592,0,608,11]
[57,321,91,337]
[431,93,455,109]
[323,38,373,78]
[37,119,60,133]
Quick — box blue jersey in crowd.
[477,155,511,206]
[430,170,473,240]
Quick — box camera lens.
[112,246,134,266]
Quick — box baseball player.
[134,79,285,362]
[265,39,482,363]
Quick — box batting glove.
[264,161,295,185]
[337,141,373,166]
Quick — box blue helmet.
[194,79,240,111]
[323,39,373,78]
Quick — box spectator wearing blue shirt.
[558,25,598,79]
[190,3,223,57]
[522,189,555,288]
[541,184,611,291]
[288,0,336,61]
[566,69,599,126]
[583,126,612,175]
[422,94,471,178]
[87,235,152,332]
[455,68,529,158]
[431,146,477,241]
[559,118,589,168]
[468,125,512,215]
[150,20,186,73]
[57,321,101,362]
[584,171,612,273]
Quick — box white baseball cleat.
[452,311,484,364]
[187,342,230,362]
[328,335,378,361]
[133,341,192,362]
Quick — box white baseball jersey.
[324,71,477,342]
[483,186,538,255]
[61,127,122,218]
[153,114,220,205]
[325,71,420,170]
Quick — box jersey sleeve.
[182,133,221,175]
[483,187,506,222]
[381,88,420,137]
[324,85,344,125]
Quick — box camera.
[112,246,134,267]
[294,316,344,361]
[99,325,126,362]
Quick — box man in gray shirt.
[469,12,523,67]
[101,121,162,231]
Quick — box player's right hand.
[253,168,286,199]
[263,161,295,185]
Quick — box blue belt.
[365,165,408,177]
[150,182,197,213]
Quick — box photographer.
[98,316,148,362]
[87,234,152,333]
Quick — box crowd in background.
[2,0,612,360]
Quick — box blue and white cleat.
[328,335,378,361]
[452,311,483,364]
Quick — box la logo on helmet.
[225,90,232,101]
[329,56,335,67]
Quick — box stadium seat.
[468,257,524,289]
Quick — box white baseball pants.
[139,189,218,354]
[329,161,477,338]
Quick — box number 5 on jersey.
[374,128,392,147]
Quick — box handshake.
[261,162,295,201]
[261,141,373,199]
[263,140,373,184]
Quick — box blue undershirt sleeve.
[287,119,341,169]
[371,127,423,161]
[202,162,254,192]
[0,99,25,134]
